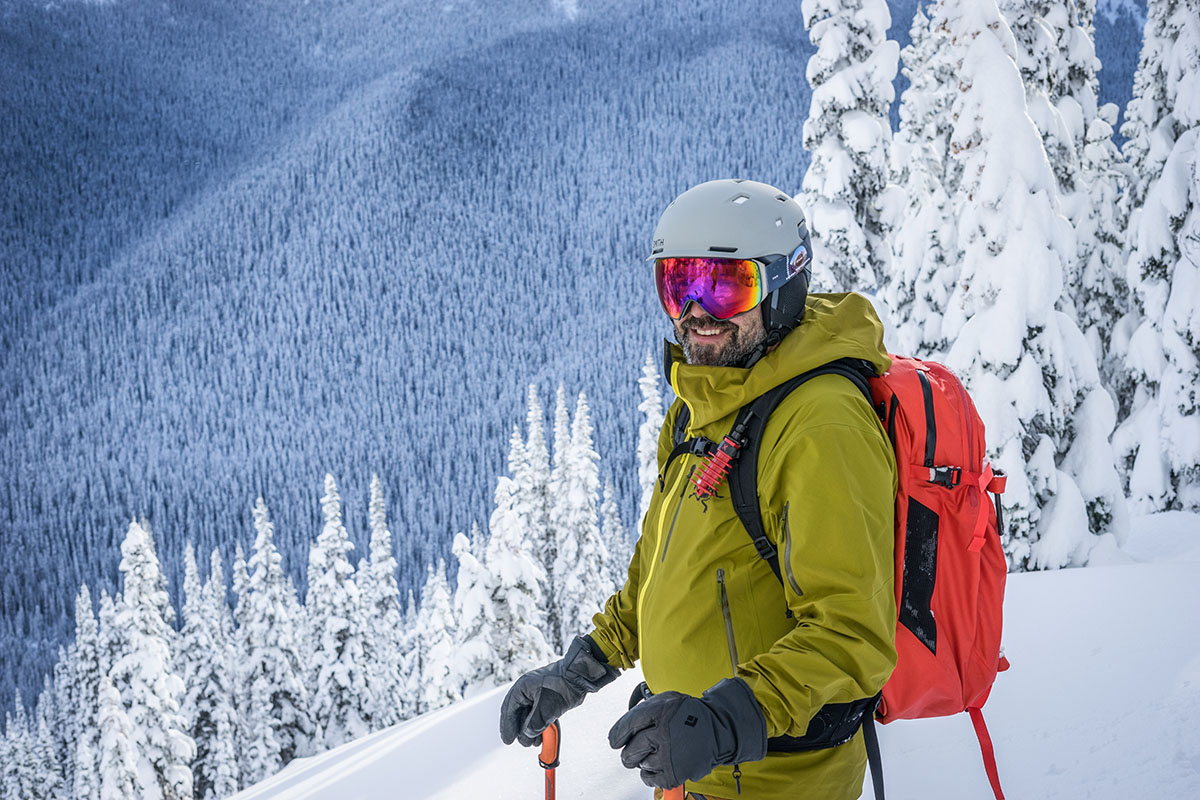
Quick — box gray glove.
[499,635,620,747]
[607,677,768,789]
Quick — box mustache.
[681,317,734,332]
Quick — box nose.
[680,301,710,321]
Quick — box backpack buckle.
[930,466,962,488]
[751,534,777,561]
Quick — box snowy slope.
[233,525,1200,800]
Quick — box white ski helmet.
[649,179,812,350]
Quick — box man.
[500,179,897,800]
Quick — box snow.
[232,513,1200,800]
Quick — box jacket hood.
[665,292,891,430]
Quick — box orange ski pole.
[663,788,686,800]
[539,720,561,800]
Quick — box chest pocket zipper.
[717,568,739,674]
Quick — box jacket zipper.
[637,457,695,625]
[716,568,739,674]
[781,502,804,597]
[660,465,696,563]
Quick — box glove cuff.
[563,635,621,693]
[702,677,769,764]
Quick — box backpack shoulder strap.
[728,358,877,585]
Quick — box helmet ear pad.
[763,267,810,347]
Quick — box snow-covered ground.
[234,513,1200,799]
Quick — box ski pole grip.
[664,787,686,800]
[539,720,561,770]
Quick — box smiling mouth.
[686,325,731,338]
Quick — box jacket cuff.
[703,677,769,764]
[563,635,621,693]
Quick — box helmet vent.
[775,218,783,226]
[776,195,788,202]
[708,246,738,253]
[732,194,750,205]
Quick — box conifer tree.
[636,350,666,525]
[415,561,460,714]
[552,392,613,649]
[396,590,420,721]
[1114,0,1200,512]
[801,0,900,292]
[51,645,77,795]
[3,701,38,800]
[358,475,406,728]
[33,710,64,800]
[544,384,572,651]
[886,1,959,356]
[110,520,195,800]
[523,384,554,589]
[933,0,1126,569]
[75,731,100,800]
[487,473,553,683]
[74,584,103,800]
[179,544,238,800]
[97,676,143,800]
[601,477,631,591]
[96,589,126,681]
[306,475,371,749]
[452,527,496,695]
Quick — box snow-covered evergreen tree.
[97,676,143,800]
[33,708,64,800]
[74,583,103,800]
[395,590,420,721]
[109,520,195,800]
[415,560,460,714]
[487,477,553,683]
[1119,0,1181,216]
[3,700,39,800]
[305,475,372,750]
[601,477,631,590]
[636,350,666,525]
[451,526,496,696]
[544,384,572,651]
[524,384,554,588]
[1114,0,1200,512]
[886,0,960,356]
[552,392,613,647]
[933,0,1127,569]
[179,544,239,800]
[801,0,900,292]
[51,645,77,796]
[75,730,100,800]
[96,589,126,681]
[1076,101,1131,366]
[358,474,406,729]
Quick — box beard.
[674,312,767,367]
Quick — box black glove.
[607,677,768,789]
[499,635,620,747]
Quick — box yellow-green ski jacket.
[589,293,898,800]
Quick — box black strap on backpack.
[670,357,876,583]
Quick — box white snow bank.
[234,516,1200,800]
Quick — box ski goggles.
[654,246,809,320]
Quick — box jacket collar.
[664,292,891,430]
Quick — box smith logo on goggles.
[654,245,809,320]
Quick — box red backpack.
[670,354,1010,800]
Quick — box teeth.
[695,328,724,335]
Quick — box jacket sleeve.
[735,380,898,738]
[586,400,684,668]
